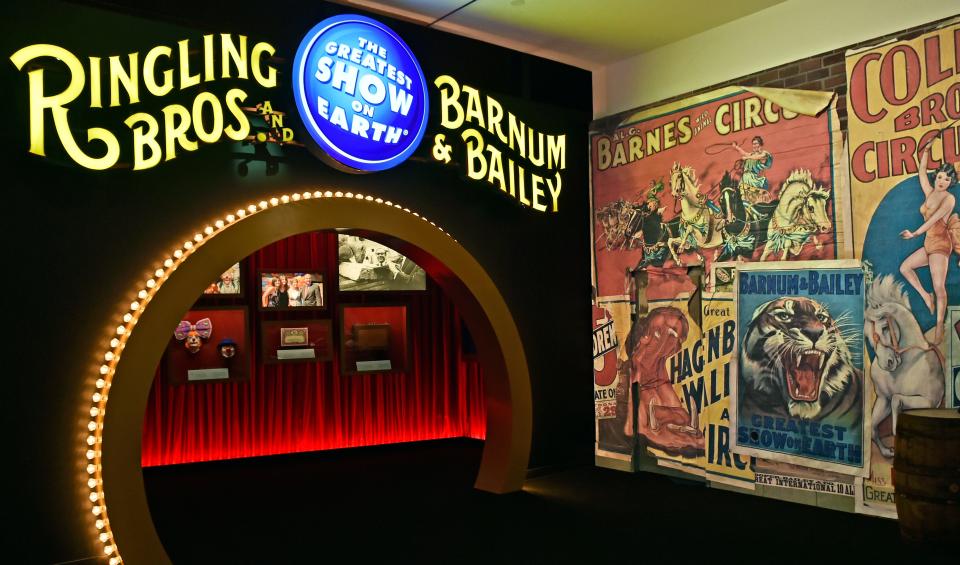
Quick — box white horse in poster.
[864,275,944,458]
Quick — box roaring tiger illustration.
[739,297,862,424]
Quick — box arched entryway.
[92,192,531,563]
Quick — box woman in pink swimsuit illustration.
[899,143,959,344]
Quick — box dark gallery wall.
[3,0,592,561]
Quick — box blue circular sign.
[293,15,429,172]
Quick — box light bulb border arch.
[86,189,532,564]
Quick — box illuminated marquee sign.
[432,76,566,213]
[10,35,278,170]
[292,14,429,172]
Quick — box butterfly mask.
[174,318,213,354]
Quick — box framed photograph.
[337,235,426,292]
[259,271,325,310]
[260,319,333,364]
[340,304,410,374]
[202,262,242,296]
[162,306,251,384]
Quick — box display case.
[339,304,409,374]
[260,319,333,364]
[162,306,251,384]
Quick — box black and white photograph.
[337,235,426,291]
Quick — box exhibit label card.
[187,368,230,381]
[356,360,392,371]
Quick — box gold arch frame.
[87,191,532,563]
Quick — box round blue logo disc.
[293,14,429,172]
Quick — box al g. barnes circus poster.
[592,86,850,299]
[847,21,958,518]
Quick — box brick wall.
[597,16,956,133]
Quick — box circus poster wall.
[846,22,959,518]
[592,84,851,470]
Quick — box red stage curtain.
[141,232,485,467]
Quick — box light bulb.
[314,191,323,198]
[96,379,105,389]
[290,194,299,201]
[238,209,247,218]
[375,198,383,203]
[258,201,268,209]
[247,204,257,213]
[270,198,279,206]
[302,192,312,199]
[116,326,125,335]
[122,314,132,323]
[109,557,119,565]
[88,421,98,432]
[89,492,99,502]
[355,193,364,199]
[129,302,139,311]
[110,338,120,348]
[100,532,110,543]
[87,464,97,474]
[154,269,164,278]
[385,201,393,206]
[90,407,100,417]
[192,234,202,243]
[88,478,98,488]
[204,226,213,235]
[100,365,109,375]
[174,249,183,259]
[96,519,104,529]
[335,191,343,197]
[226,214,236,223]
[86,449,97,459]
[215,220,224,229]
[146,279,156,289]
[87,436,96,445]
[103,545,114,555]
[365,196,373,201]
[92,392,102,403]
[164,258,174,267]
[324,191,333,197]
[184,241,193,250]
[92,506,102,516]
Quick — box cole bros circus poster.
[592,86,851,299]
[845,21,958,518]
[732,261,868,477]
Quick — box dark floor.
[144,439,952,564]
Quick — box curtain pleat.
[141,232,485,467]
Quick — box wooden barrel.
[893,408,960,543]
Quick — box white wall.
[594,0,959,118]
